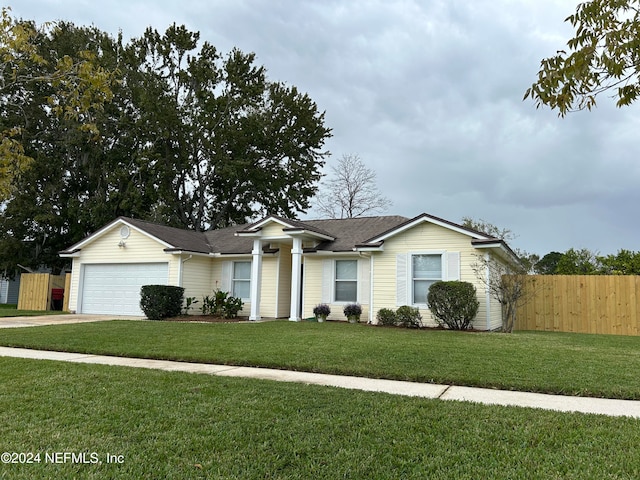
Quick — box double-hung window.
[412,254,442,304]
[335,260,357,302]
[232,261,251,299]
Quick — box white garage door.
[80,263,169,315]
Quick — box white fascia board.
[59,251,81,258]
[244,216,295,231]
[163,250,211,257]
[354,246,384,252]
[284,229,335,241]
[473,243,521,267]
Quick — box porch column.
[249,239,263,321]
[289,236,303,321]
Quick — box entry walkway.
[1,346,640,418]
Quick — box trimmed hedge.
[427,281,479,330]
[140,285,185,320]
[396,305,423,328]
[376,308,397,326]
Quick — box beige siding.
[67,224,179,313]
[370,221,491,328]
[181,256,214,310]
[260,223,287,238]
[302,256,370,322]
[277,245,292,318]
[259,256,278,317]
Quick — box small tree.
[471,255,531,333]
[315,154,391,219]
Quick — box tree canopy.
[525,0,640,115]
[0,18,331,273]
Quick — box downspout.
[484,252,491,331]
[179,255,193,287]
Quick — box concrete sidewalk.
[1,346,639,418]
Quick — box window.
[412,254,442,304]
[335,260,357,302]
[232,261,251,299]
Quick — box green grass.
[0,304,66,317]
[1,356,639,479]
[1,320,640,399]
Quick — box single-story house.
[59,213,519,329]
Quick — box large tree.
[131,25,331,230]
[314,153,390,219]
[0,20,331,273]
[525,0,640,115]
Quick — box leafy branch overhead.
[0,7,118,200]
[524,0,640,116]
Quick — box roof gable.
[60,217,211,255]
[363,213,494,244]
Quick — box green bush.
[140,285,185,320]
[201,289,244,318]
[427,281,479,330]
[376,308,397,326]
[396,305,423,328]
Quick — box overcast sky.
[9,0,640,256]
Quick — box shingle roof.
[61,213,514,257]
[122,217,213,254]
[302,216,409,251]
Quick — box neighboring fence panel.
[515,275,640,336]
[17,273,68,311]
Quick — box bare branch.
[314,153,391,219]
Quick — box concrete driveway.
[0,314,145,328]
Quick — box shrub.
[396,305,423,328]
[201,289,244,318]
[343,303,362,322]
[376,308,397,326]
[140,285,185,320]
[222,296,243,319]
[427,281,479,330]
[313,304,331,321]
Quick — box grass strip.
[1,320,640,399]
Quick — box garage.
[79,263,169,315]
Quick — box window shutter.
[220,261,232,292]
[321,259,333,303]
[396,254,407,306]
[446,252,460,281]
[358,258,370,304]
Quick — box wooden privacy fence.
[515,275,640,336]
[17,273,70,311]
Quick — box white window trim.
[232,260,251,301]
[333,258,359,304]
[410,251,445,307]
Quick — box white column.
[249,239,263,321]
[289,237,303,321]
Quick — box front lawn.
[1,320,640,399]
[1,357,639,479]
[0,304,67,317]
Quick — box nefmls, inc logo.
[45,452,100,464]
